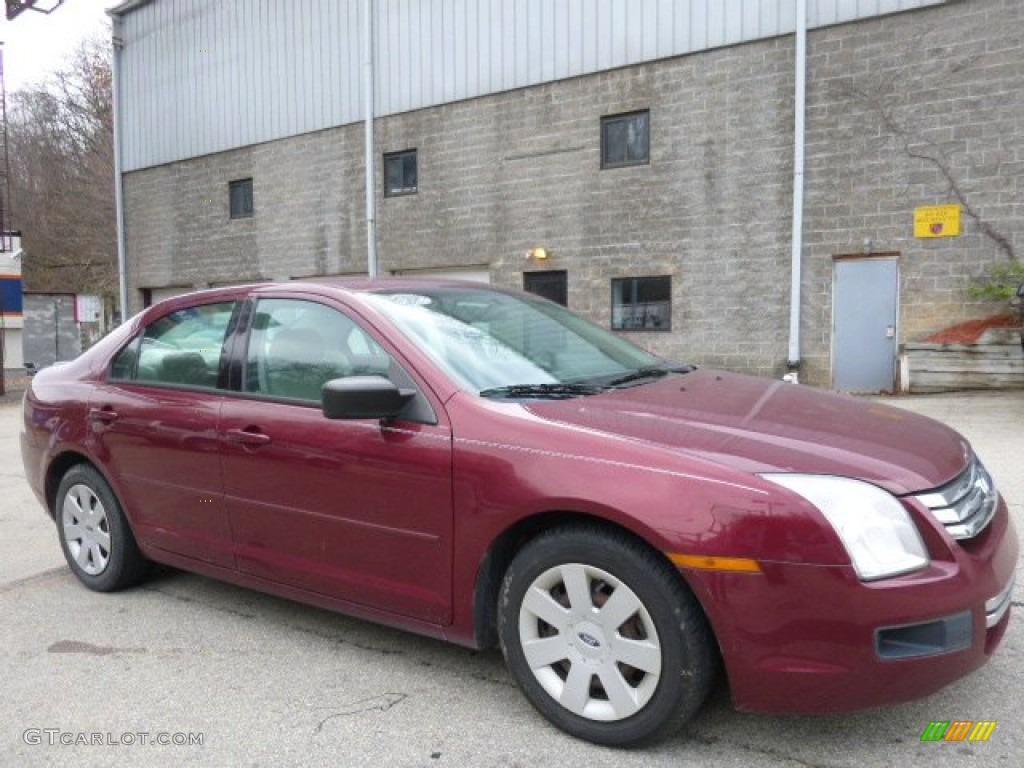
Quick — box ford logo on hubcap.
[578,631,601,648]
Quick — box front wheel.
[55,464,150,592]
[498,526,715,747]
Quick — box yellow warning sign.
[914,205,961,238]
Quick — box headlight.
[761,474,929,581]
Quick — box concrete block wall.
[374,34,797,377]
[123,0,1022,387]
[801,0,1024,382]
[124,129,369,293]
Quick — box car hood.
[524,370,970,495]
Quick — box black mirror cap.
[321,376,416,420]
[1017,282,1024,298]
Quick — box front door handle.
[223,428,272,447]
[88,407,119,424]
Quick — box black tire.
[54,464,150,592]
[498,526,715,747]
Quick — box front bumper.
[683,497,1017,713]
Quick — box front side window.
[601,111,650,169]
[110,301,237,387]
[384,150,418,196]
[611,276,672,331]
[229,178,254,218]
[244,299,395,402]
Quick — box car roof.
[147,278,508,315]
[257,277,502,294]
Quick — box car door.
[220,296,454,624]
[89,299,240,568]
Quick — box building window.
[611,276,671,331]
[524,270,568,306]
[601,110,649,169]
[384,150,418,196]
[229,178,254,219]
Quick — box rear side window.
[109,301,238,388]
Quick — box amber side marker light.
[668,553,763,573]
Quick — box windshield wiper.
[478,383,606,400]
[604,365,696,388]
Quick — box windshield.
[364,286,675,395]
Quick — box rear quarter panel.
[21,374,98,516]
[20,319,141,515]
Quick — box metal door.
[832,257,899,392]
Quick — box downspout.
[363,0,378,277]
[787,0,808,376]
[110,13,129,321]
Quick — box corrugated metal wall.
[117,0,946,172]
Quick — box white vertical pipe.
[110,14,130,320]
[787,0,807,371]
[363,0,378,277]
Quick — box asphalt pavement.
[1,390,1021,767]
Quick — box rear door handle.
[223,428,272,447]
[88,407,118,424]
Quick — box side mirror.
[321,376,416,420]
[1017,282,1024,298]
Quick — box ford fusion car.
[20,279,1017,746]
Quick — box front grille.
[914,458,999,541]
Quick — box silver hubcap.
[61,484,111,576]
[519,563,662,722]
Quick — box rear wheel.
[498,526,715,746]
[55,464,150,591]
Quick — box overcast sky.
[0,0,111,94]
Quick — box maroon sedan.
[21,280,1017,746]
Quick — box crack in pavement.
[0,566,68,595]
[137,584,514,689]
[688,732,836,768]
[140,585,259,621]
[312,692,408,734]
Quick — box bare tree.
[846,72,1016,264]
[7,36,116,297]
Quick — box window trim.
[610,275,672,332]
[600,110,650,170]
[383,149,418,197]
[229,177,254,219]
